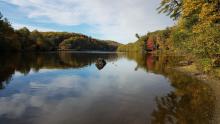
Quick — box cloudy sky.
[0,0,174,43]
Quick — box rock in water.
[95,58,106,70]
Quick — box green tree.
[0,12,21,51]
[16,27,34,50]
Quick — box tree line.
[118,0,220,72]
[0,12,120,52]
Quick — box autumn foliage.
[0,12,120,52]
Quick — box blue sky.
[0,0,174,43]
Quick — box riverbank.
[150,50,220,81]
[175,63,220,81]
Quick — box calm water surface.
[0,52,215,124]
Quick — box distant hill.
[0,13,121,52]
[41,32,122,51]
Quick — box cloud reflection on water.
[0,57,171,124]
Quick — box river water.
[0,52,215,124]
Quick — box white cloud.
[3,0,174,43]
[12,23,58,32]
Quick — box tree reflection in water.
[133,53,215,124]
[0,52,216,123]
[0,52,119,89]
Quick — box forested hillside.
[117,34,148,52]
[117,29,172,52]
[0,12,120,51]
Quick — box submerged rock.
[95,58,106,70]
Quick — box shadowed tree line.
[0,12,120,52]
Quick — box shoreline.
[175,63,220,82]
[174,64,220,124]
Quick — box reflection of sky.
[0,58,173,124]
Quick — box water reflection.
[119,52,215,123]
[0,52,119,89]
[0,52,216,124]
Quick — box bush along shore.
[118,0,220,77]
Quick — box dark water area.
[0,52,215,124]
